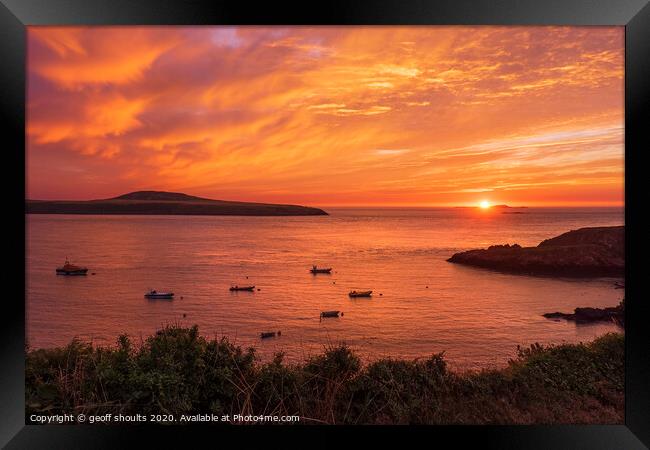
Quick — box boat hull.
[230,286,255,291]
[145,293,174,299]
[348,291,372,298]
[56,269,88,276]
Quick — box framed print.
[1,0,649,448]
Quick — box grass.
[26,326,624,424]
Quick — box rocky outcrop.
[543,300,624,326]
[447,226,624,277]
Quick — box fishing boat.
[230,285,255,292]
[310,265,332,274]
[348,290,372,298]
[144,289,174,299]
[320,310,341,318]
[260,331,281,339]
[55,259,88,276]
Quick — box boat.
[230,285,255,291]
[348,290,372,298]
[320,310,341,318]
[55,259,88,276]
[310,265,332,274]
[144,289,174,299]
[260,331,281,339]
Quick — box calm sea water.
[26,207,624,370]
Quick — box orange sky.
[26,26,624,206]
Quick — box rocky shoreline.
[543,299,624,327]
[447,226,624,277]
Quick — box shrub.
[25,326,624,424]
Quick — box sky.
[26,26,624,206]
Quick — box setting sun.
[479,200,491,209]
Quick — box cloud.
[27,26,624,205]
[210,28,245,48]
[378,65,421,78]
[28,27,182,88]
[374,149,410,156]
[307,103,346,110]
[367,81,394,89]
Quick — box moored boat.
[144,289,174,299]
[55,259,88,276]
[310,265,332,274]
[260,331,281,339]
[230,285,255,291]
[348,290,372,298]
[320,310,341,318]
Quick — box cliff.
[447,226,624,277]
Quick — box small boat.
[320,310,340,318]
[260,331,281,339]
[310,265,332,274]
[55,259,88,276]
[349,290,372,298]
[144,289,174,299]
[230,285,255,292]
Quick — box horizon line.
[313,204,625,208]
[26,197,625,209]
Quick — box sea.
[26,207,624,370]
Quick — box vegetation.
[26,326,624,424]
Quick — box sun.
[479,200,491,209]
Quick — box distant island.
[447,226,624,277]
[491,205,529,213]
[26,191,328,216]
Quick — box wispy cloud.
[374,149,411,156]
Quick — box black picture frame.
[2,0,648,448]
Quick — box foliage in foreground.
[26,326,624,424]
